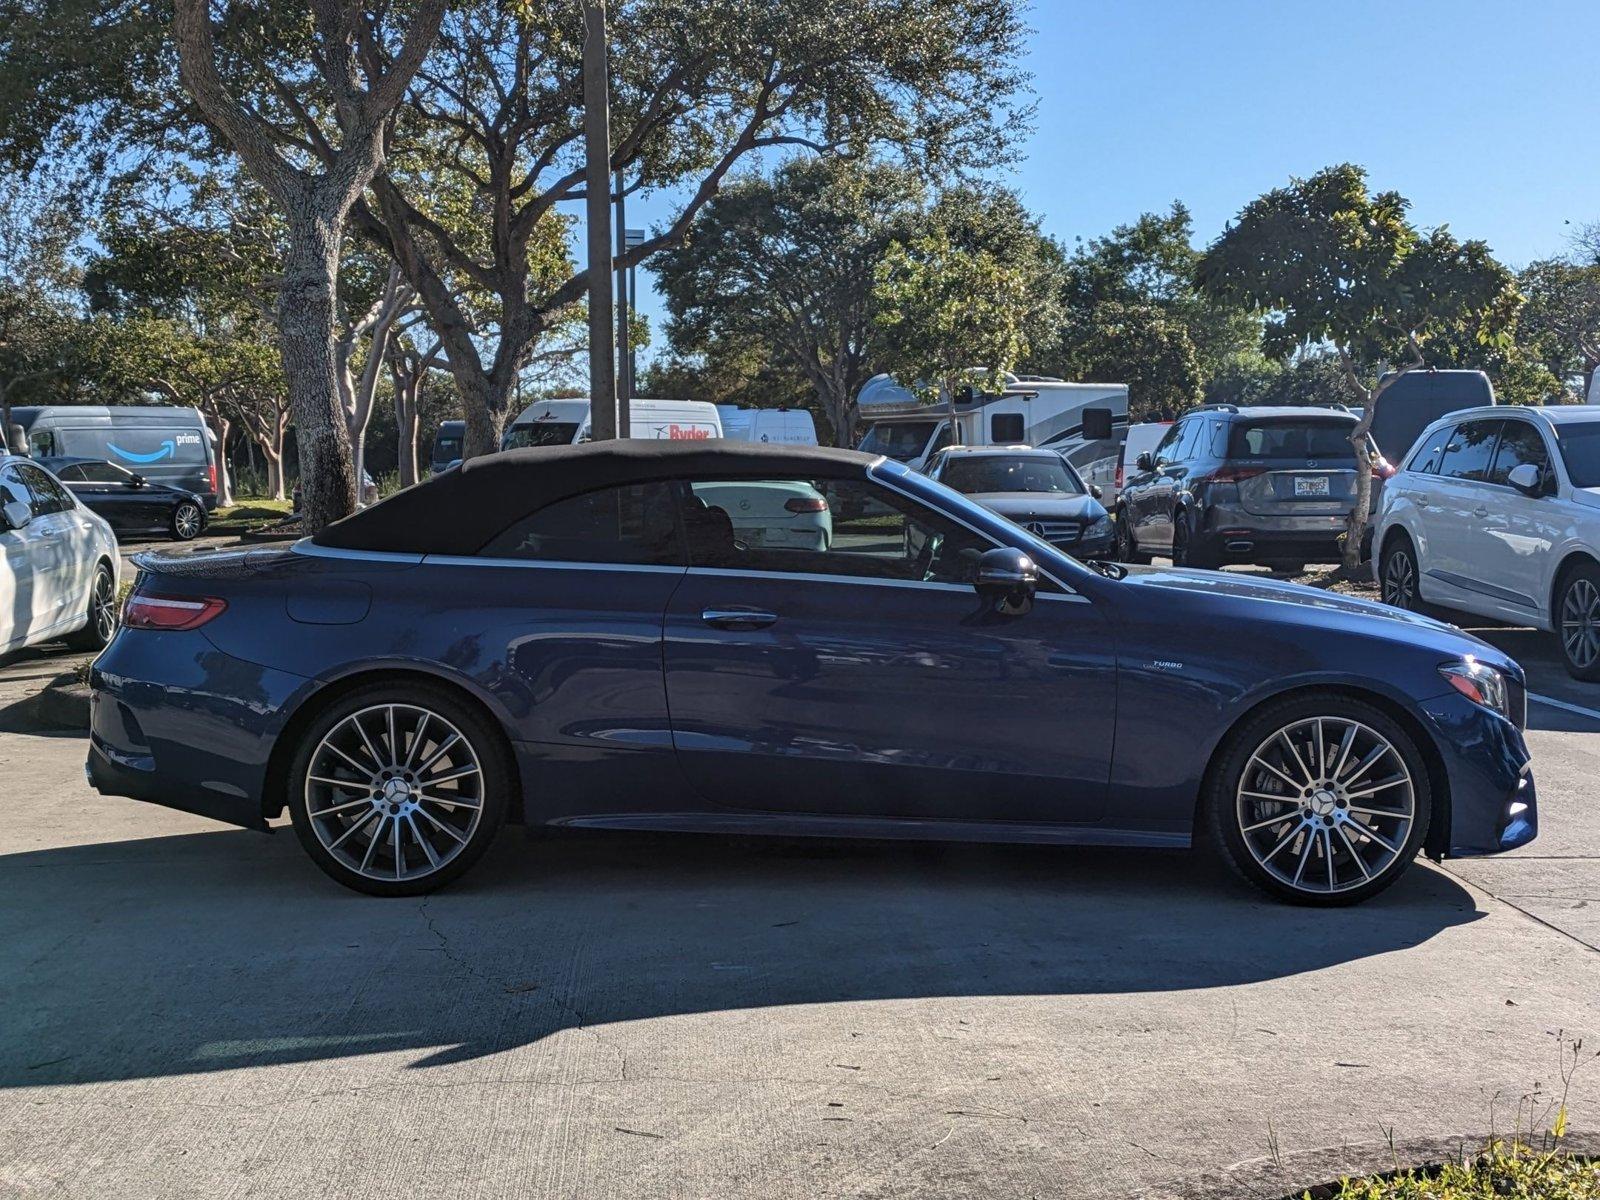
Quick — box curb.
[0,670,90,734]
[1127,1131,1600,1200]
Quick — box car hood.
[967,493,1106,522]
[1571,487,1600,513]
[1114,564,1520,675]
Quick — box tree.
[654,158,924,446]
[1517,258,1600,402]
[1045,204,1260,417]
[0,174,86,440]
[169,0,447,531]
[872,223,1059,427]
[352,0,1030,457]
[1196,164,1519,571]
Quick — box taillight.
[1115,464,1125,490]
[123,593,228,631]
[207,463,218,493]
[785,496,828,513]
[1211,464,1268,483]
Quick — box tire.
[1379,535,1424,612]
[1204,693,1431,906]
[1113,507,1149,564]
[287,682,512,896]
[66,561,118,651]
[170,501,204,541]
[1172,513,1219,570]
[1554,561,1600,681]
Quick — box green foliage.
[1044,204,1262,418]
[1516,258,1600,400]
[1322,1140,1599,1199]
[872,218,1058,404]
[1196,164,1519,374]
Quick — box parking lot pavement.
[3,727,1599,1199]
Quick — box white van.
[715,406,819,446]
[503,398,722,448]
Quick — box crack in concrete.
[1441,865,1600,955]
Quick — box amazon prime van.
[12,405,218,509]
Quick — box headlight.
[1439,659,1511,720]
[1085,514,1113,539]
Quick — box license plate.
[1294,476,1330,497]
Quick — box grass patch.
[207,499,293,534]
[1319,1140,1597,1198]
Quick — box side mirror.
[1506,463,1543,497]
[975,546,1037,615]
[1,498,32,531]
[128,474,147,488]
[1136,452,1154,472]
[1090,484,1103,500]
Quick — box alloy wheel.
[1234,716,1416,896]
[91,568,117,643]
[1561,578,1600,670]
[1382,546,1417,609]
[173,503,203,540]
[304,703,485,883]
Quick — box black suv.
[1114,405,1372,570]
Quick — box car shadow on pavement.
[1,826,1482,1088]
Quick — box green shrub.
[1323,1140,1598,1199]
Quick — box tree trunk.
[280,213,357,530]
[1340,349,1419,573]
[210,411,235,507]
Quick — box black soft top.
[313,438,878,555]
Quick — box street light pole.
[614,167,630,433]
[582,0,616,440]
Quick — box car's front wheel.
[1113,508,1148,564]
[287,683,511,896]
[1555,562,1600,681]
[170,501,204,541]
[1380,535,1423,612]
[1205,694,1430,905]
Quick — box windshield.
[858,421,938,461]
[941,455,1083,495]
[503,422,580,450]
[1226,419,1357,461]
[1555,421,1600,488]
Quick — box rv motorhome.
[854,373,1130,494]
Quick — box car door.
[1141,416,1200,551]
[1123,421,1184,540]
[662,473,1117,825]
[71,461,142,530]
[8,462,83,633]
[1423,418,1508,608]
[1477,418,1560,615]
[0,471,38,651]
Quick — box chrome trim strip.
[291,539,424,565]
[686,566,974,594]
[866,463,1082,596]
[421,554,688,575]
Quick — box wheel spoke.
[403,713,430,770]
[1276,730,1316,787]
[329,810,378,851]
[1335,825,1372,881]
[1249,754,1303,791]
[416,733,461,776]
[1338,743,1387,787]
[1323,830,1335,891]
[1345,776,1408,799]
[352,716,387,773]
[1291,834,1315,885]
[386,706,399,763]
[417,791,482,810]
[1242,813,1294,833]
[312,797,375,818]
[324,740,377,776]
[416,806,468,844]
[407,815,441,870]
[1345,817,1400,855]
[418,764,478,787]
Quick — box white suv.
[1375,405,1600,679]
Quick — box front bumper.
[1416,691,1537,858]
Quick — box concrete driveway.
[2,570,1599,1197]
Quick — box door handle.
[701,608,778,631]
[1473,506,1489,519]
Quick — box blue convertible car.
[87,441,1536,903]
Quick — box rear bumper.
[86,628,309,830]
[1416,692,1537,858]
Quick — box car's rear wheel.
[170,501,204,541]
[1380,535,1423,612]
[1205,694,1430,905]
[1555,562,1600,681]
[1114,508,1148,564]
[66,562,117,650]
[1172,513,1219,569]
[287,683,511,896]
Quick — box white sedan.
[690,480,833,550]
[1,456,121,655]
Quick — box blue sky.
[621,0,1600,367]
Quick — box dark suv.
[1114,405,1369,569]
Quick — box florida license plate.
[1294,476,1330,497]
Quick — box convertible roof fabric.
[312,438,879,555]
